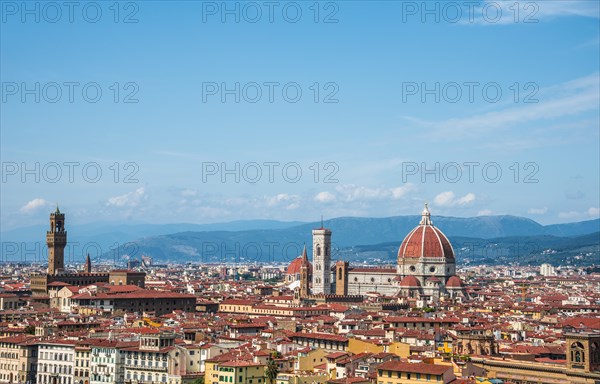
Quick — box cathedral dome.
[399,275,421,288]
[398,203,454,261]
[446,275,464,289]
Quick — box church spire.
[420,202,432,225]
[299,244,310,298]
[301,244,308,264]
[84,253,92,273]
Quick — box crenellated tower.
[47,205,66,275]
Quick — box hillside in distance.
[94,216,599,266]
[1,215,597,265]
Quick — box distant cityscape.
[3,1,598,383]
[0,207,598,384]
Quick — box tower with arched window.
[566,332,600,373]
[312,227,332,294]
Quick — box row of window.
[378,372,442,381]
[127,352,168,360]
[126,372,168,382]
[39,364,73,374]
[126,360,168,368]
[74,369,90,377]
[75,359,90,367]
[38,373,72,384]
[92,357,115,364]
[41,351,73,361]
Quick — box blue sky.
[1,0,599,230]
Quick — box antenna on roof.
[321,215,324,228]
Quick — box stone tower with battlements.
[47,206,66,275]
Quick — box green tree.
[265,358,279,384]
[24,325,35,335]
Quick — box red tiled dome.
[286,256,311,275]
[399,275,421,288]
[446,275,464,288]
[398,204,454,261]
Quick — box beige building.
[276,372,328,384]
[0,294,21,310]
[123,332,199,384]
[471,332,600,384]
[216,361,266,384]
[294,348,327,372]
[0,335,38,384]
[36,339,76,384]
[74,341,91,384]
[376,361,456,384]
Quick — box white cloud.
[558,211,581,219]
[469,0,599,25]
[180,189,198,197]
[457,193,476,205]
[405,74,599,142]
[106,188,147,208]
[558,207,600,220]
[477,209,493,216]
[335,184,415,202]
[528,207,548,215]
[20,198,50,214]
[314,191,336,203]
[433,191,476,207]
[524,0,599,19]
[434,191,455,207]
[587,207,600,217]
[391,184,416,199]
[266,193,300,210]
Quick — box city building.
[30,208,146,297]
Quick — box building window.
[571,342,585,363]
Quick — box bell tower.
[335,260,349,296]
[47,206,66,275]
[312,225,332,295]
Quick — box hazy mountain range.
[1,216,598,266]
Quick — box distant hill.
[544,219,600,237]
[1,216,598,266]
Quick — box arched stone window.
[571,342,585,363]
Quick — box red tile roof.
[377,361,451,375]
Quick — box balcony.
[126,364,168,372]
